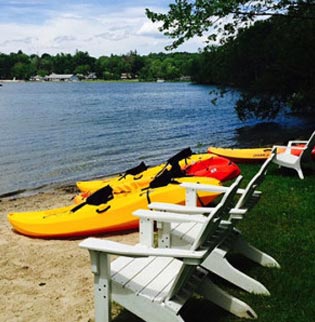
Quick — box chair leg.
[232,234,281,268]
[202,248,270,295]
[296,167,304,179]
[198,277,258,319]
[90,251,112,322]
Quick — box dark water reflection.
[235,121,315,147]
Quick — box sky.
[0,0,206,57]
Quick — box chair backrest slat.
[235,151,275,210]
[190,175,243,251]
[167,175,243,302]
[301,131,315,164]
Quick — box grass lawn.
[225,162,315,322]
[112,162,315,322]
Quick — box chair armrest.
[149,202,248,215]
[180,182,246,195]
[134,209,208,223]
[180,182,227,193]
[274,144,305,152]
[287,146,305,150]
[149,202,215,214]
[80,238,207,264]
[288,140,307,147]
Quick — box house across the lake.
[44,73,79,82]
[29,75,44,81]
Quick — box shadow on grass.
[113,299,230,322]
[269,164,315,179]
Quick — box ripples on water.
[0,82,312,196]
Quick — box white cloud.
[95,28,132,42]
[0,36,35,46]
[0,4,205,56]
[54,35,77,44]
[137,21,164,38]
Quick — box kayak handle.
[96,206,111,214]
[133,174,143,181]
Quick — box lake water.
[0,81,312,196]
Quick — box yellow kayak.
[208,147,273,163]
[8,176,221,238]
[76,164,164,194]
[76,153,215,193]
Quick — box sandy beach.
[0,186,139,322]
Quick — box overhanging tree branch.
[146,0,315,49]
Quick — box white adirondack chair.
[80,176,258,322]
[143,152,279,295]
[272,130,315,179]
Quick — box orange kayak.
[208,145,315,163]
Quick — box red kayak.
[184,156,241,182]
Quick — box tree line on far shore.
[0,50,197,82]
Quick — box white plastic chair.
[80,176,258,322]
[143,152,279,295]
[272,130,315,179]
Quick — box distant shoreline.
[0,79,192,84]
[0,79,26,83]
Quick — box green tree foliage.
[146,0,315,119]
[0,51,36,80]
[138,52,196,81]
[146,0,314,49]
[189,5,315,119]
[0,53,14,79]
[0,50,194,82]
[52,53,74,74]
[37,53,53,76]
[73,50,96,75]
[11,62,35,80]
